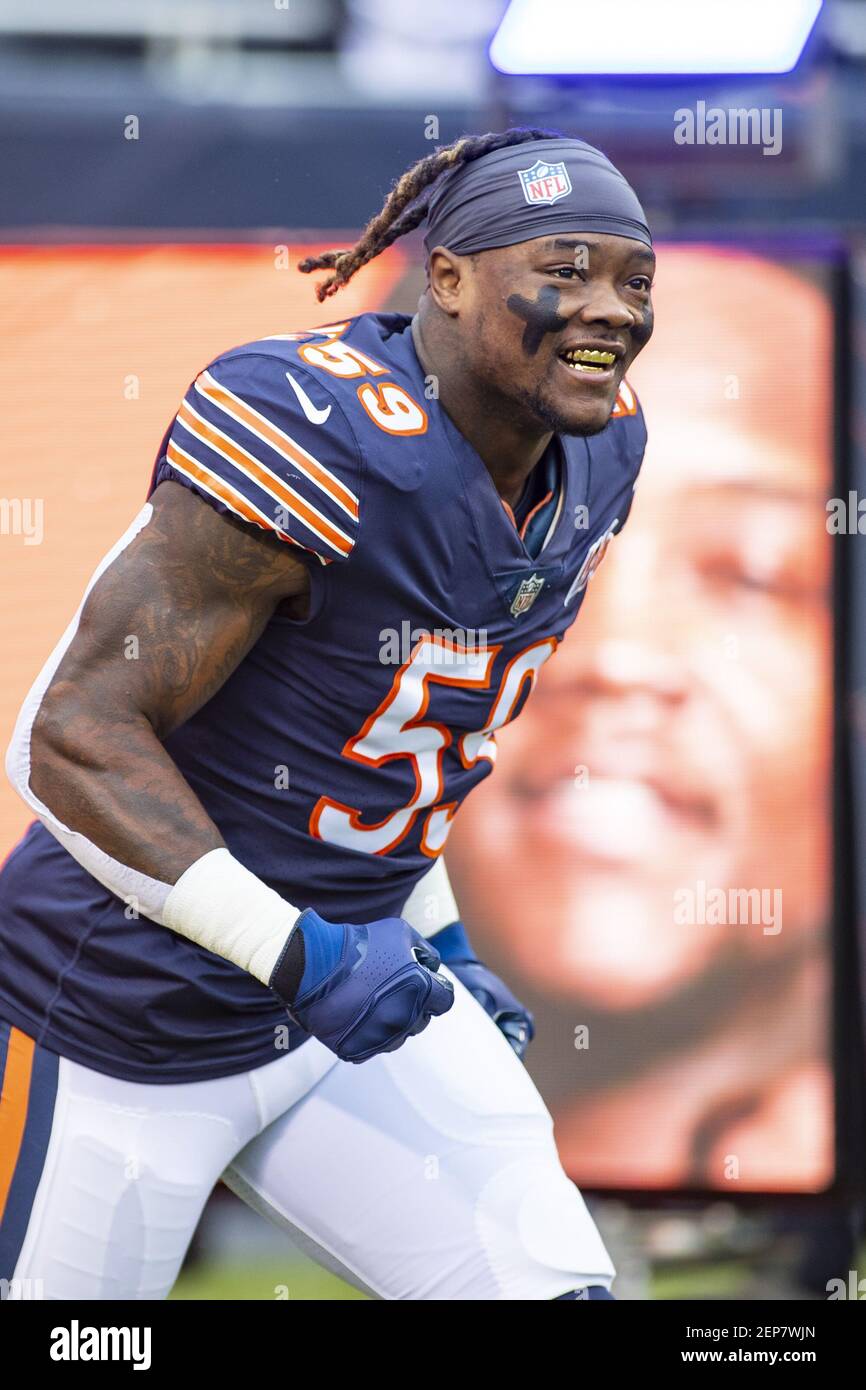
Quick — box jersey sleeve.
[149,350,363,565]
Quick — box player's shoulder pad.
[273,313,436,493]
[290,312,430,417]
[605,379,647,535]
[608,378,646,436]
[604,378,647,474]
[154,332,366,565]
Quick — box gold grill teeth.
[562,348,616,364]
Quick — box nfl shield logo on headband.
[517,159,572,207]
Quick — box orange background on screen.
[0,242,405,855]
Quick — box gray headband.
[422,136,652,258]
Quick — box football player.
[0,129,653,1300]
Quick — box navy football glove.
[269,908,454,1064]
[432,921,535,1060]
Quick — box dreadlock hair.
[297,127,561,302]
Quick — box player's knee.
[473,1152,616,1298]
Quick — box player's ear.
[426,246,465,317]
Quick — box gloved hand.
[432,921,535,1060]
[269,908,454,1063]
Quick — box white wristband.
[162,848,301,985]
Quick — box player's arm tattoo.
[29,480,312,884]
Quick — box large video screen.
[446,245,837,1194]
[0,240,836,1196]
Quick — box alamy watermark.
[49,1321,151,1370]
[0,1276,44,1299]
[673,880,782,935]
[0,497,43,545]
[827,491,866,533]
[378,623,488,666]
[674,101,783,157]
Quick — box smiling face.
[445,248,833,1009]
[427,231,655,436]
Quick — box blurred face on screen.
[447,250,832,1010]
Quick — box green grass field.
[169,1259,368,1301]
[170,1253,866,1301]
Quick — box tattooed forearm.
[29,481,311,885]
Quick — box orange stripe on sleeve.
[196,372,360,520]
[166,440,289,533]
[166,441,331,564]
[175,405,354,558]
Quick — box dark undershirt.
[506,440,562,559]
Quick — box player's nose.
[575,280,635,330]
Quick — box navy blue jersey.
[0,312,647,1082]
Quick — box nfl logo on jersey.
[517,160,572,206]
[510,573,545,616]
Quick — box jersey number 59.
[310,634,557,858]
